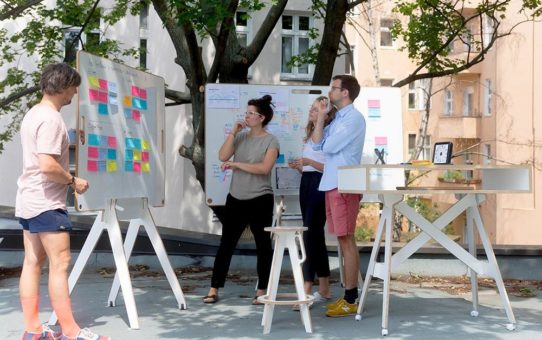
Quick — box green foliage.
[440,170,464,182]
[405,196,454,235]
[355,226,374,242]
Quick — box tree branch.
[0,85,39,108]
[165,88,191,106]
[0,0,42,20]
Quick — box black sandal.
[203,294,219,304]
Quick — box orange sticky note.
[123,96,132,107]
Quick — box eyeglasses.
[246,111,263,117]
[330,86,344,91]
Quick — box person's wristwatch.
[69,175,76,186]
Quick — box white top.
[16,104,70,219]
[302,140,325,172]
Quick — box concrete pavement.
[1,257,542,339]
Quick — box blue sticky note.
[108,81,117,94]
[98,103,108,115]
[132,98,143,109]
[107,149,116,160]
[124,161,133,172]
[133,138,142,150]
[97,160,107,171]
[98,148,107,160]
[140,100,147,110]
[276,154,285,164]
[88,134,100,146]
[125,149,133,161]
[99,135,108,147]
[125,138,135,149]
[123,108,132,119]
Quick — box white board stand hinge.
[48,198,186,329]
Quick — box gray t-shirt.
[229,131,280,200]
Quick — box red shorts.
[325,189,362,237]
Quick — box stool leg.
[262,236,285,334]
[288,235,312,333]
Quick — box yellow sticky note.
[107,160,117,172]
[123,96,132,107]
[133,150,141,161]
[142,162,150,173]
[142,139,151,150]
[88,76,100,88]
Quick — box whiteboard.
[75,51,165,210]
[204,84,403,206]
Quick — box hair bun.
[262,94,273,103]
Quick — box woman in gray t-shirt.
[203,95,279,305]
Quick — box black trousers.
[211,193,274,290]
[300,171,330,282]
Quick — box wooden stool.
[258,226,314,334]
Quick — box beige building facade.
[346,1,540,245]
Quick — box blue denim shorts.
[19,209,72,233]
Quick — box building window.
[422,135,432,160]
[408,80,429,110]
[444,89,453,116]
[63,9,101,63]
[381,78,393,87]
[482,15,495,49]
[139,39,147,69]
[483,79,492,116]
[236,11,250,47]
[281,14,312,77]
[408,133,416,159]
[345,45,355,75]
[380,18,394,47]
[483,144,491,165]
[463,86,474,116]
[140,4,149,30]
[408,82,416,109]
[462,27,473,52]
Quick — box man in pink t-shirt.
[16,63,109,340]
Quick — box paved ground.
[1,263,542,340]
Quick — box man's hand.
[72,177,89,194]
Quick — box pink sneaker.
[22,324,61,340]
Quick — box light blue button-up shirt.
[313,104,366,191]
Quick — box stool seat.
[260,225,312,334]
[258,293,314,306]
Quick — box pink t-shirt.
[15,104,70,219]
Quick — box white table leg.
[466,205,479,317]
[471,203,516,329]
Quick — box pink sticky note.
[141,151,149,162]
[132,110,141,122]
[140,89,147,99]
[87,160,98,172]
[88,147,99,158]
[133,162,141,173]
[88,89,100,101]
[375,136,388,145]
[107,136,117,148]
[131,86,140,97]
[99,79,108,91]
[98,91,108,103]
[368,99,380,108]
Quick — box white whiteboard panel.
[205,85,403,206]
[355,87,403,165]
[205,84,328,205]
[75,51,165,210]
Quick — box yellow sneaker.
[325,298,358,317]
[326,297,343,310]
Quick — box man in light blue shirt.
[312,74,365,317]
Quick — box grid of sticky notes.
[87,134,118,172]
[125,137,151,173]
[88,76,118,115]
[122,86,148,123]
